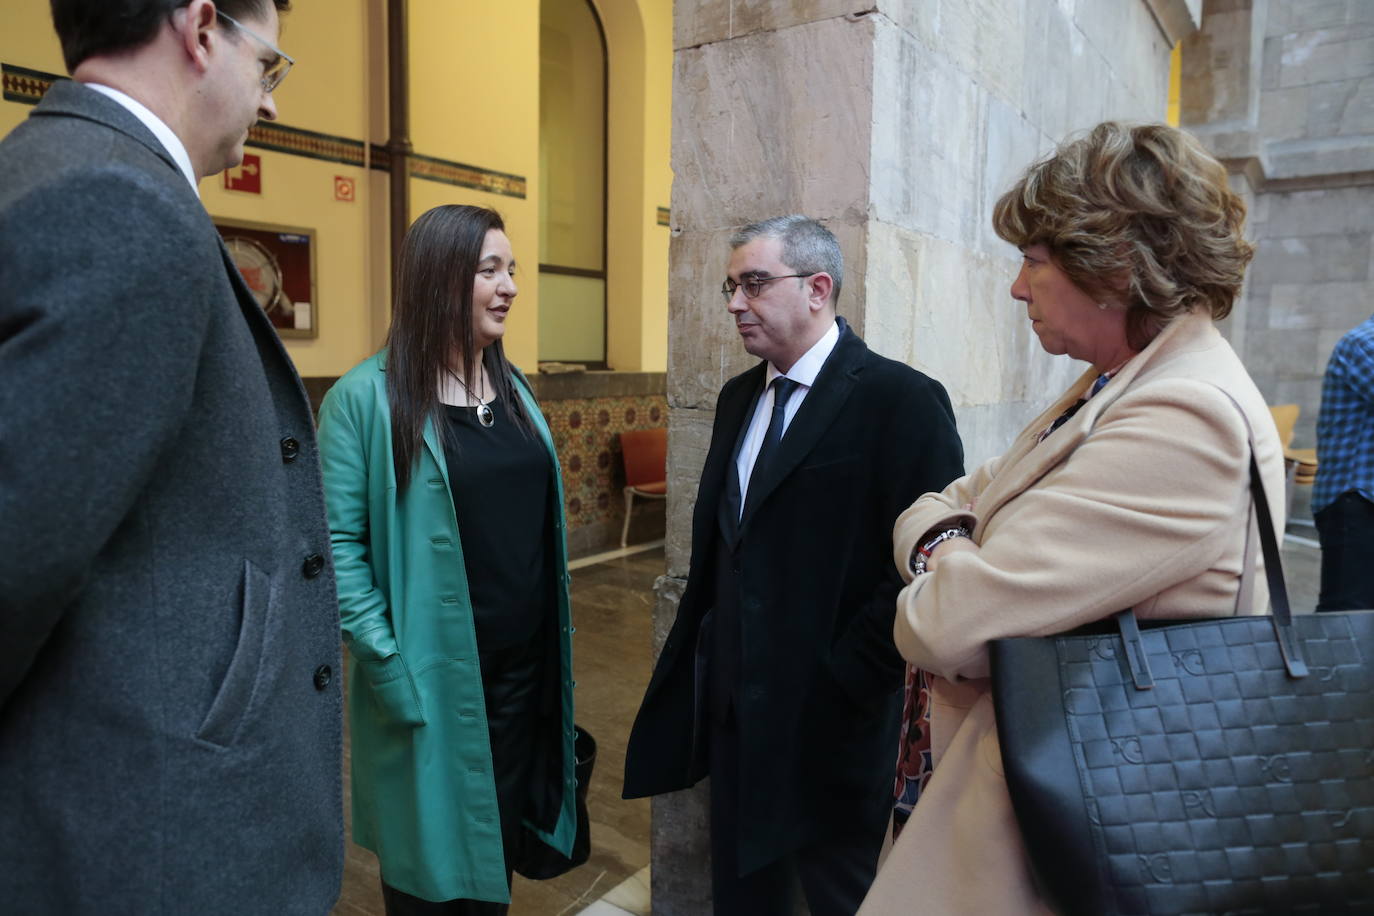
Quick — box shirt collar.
[84,83,199,196]
[766,319,840,388]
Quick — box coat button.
[313,665,332,690]
[302,554,325,578]
[280,436,300,462]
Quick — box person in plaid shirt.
[1313,313,1374,611]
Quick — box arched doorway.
[538,0,608,366]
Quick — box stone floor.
[330,528,1325,916]
[332,547,662,916]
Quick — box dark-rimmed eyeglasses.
[720,273,816,302]
[217,10,295,93]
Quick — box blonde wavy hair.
[992,122,1254,350]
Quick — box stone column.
[1182,0,1374,450]
[653,2,1191,911]
[1179,0,1265,358]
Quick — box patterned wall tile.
[541,394,667,531]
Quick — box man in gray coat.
[0,2,343,912]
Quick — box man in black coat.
[624,215,964,914]
[0,2,343,913]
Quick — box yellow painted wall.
[592,0,671,372]
[1,0,670,378]
[597,0,644,372]
[409,0,542,372]
[638,0,672,372]
[0,3,66,137]
[539,0,608,364]
[1167,42,1182,126]
[541,0,606,271]
[202,0,376,378]
[1,0,380,378]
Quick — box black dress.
[382,396,553,916]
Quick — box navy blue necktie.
[746,377,800,504]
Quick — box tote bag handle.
[1116,396,1309,687]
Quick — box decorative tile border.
[656,206,670,227]
[3,61,526,198]
[247,121,366,168]
[368,144,393,171]
[409,151,526,198]
[2,63,57,104]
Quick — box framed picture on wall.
[213,217,318,339]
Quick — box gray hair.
[729,215,843,304]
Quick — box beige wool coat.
[859,311,1286,915]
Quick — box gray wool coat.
[0,80,344,914]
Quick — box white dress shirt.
[734,319,840,516]
[86,82,199,195]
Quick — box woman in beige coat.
[860,123,1286,915]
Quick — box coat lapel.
[372,353,450,479]
[966,313,1214,533]
[421,409,447,474]
[716,366,768,545]
[967,369,1096,528]
[737,322,865,532]
[215,235,307,387]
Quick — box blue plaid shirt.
[1313,313,1374,513]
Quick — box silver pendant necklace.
[451,372,494,428]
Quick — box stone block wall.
[1183,0,1374,457]
[1243,184,1374,454]
[666,0,1182,583]
[863,0,1178,472]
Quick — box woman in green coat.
[317,205,577,913]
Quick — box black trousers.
[381,883,508,916]
[1315,490,1374,612]
[707,715,884,916]
[381,639,542,916]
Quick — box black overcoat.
[0,81,344,913]
[624,319,964,875]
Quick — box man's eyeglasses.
[720,273,816,302]
[217,10,294,93]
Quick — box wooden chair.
[1269,404,1298,452]
[619,427,667,547]
[1268,404,1319,485]
[1290,447,1319,486]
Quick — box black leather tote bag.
[991,452,1374,915]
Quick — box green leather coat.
[317,352,576,903]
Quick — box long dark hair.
[386,205,534,492]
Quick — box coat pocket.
[195,559,272,748]
[359,652,427,727]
